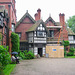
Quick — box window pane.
[12,24,15,32]
[50,30,54,37]
[37,31,43,37]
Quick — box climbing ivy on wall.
[63,40,70,47]
[11,32,20,52]
[62,40,70,56]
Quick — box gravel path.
[11,58,75,75]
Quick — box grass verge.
[3,64,16,75]
[65,56,75,58]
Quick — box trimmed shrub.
[11,32,20,52]
[62,40,69,47]
[25,51,34,59]
[67,47,75,56]
[18,51,25,59]
[67,52,74,56]
[18,50,35,59]
[70,47,75,53]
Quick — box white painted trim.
[47,26,62,28]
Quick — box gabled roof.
[67,28,75,35]
[45,17,56,25]
[15,11,35,28]
[26,20,49,33]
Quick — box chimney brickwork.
[59,13,68,40]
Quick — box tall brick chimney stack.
[34,13,38,21]
[34,8,41,21]
[37,8,41,20]
[59,13,68,40]
[59,13,65,28]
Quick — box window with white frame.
[12,24,14,32]
[68,36,73,40]
[37,31,46,37]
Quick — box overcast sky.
[16,0,75,22]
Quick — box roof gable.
[67,28,75,35]
[45,17,56,25]
[26,20,48,33]
[15,11,35,28]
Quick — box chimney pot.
[34,13,38,21]
[59,13,65,16]
[37,8,41,12]
[34,8,41,21]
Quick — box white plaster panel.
[34,47,38,55]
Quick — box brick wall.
[0,0,16,53]
[59,13,68,40]
[15,17,34,40]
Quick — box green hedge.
[19,50,35,59]
[11,32,20,52]
[0,45,11,68]
[67,47,75,56]
[67,52,74,56]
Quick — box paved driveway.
[11,58,75,75]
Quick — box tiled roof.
[67,28,75,35]
[45,16,61,26]
[45,17,57,25]
[15,11,35,28]
[26,20,49,33]
[26,20,41,32]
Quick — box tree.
[67,15,75,33]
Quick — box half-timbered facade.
[67,28,75,48]
[15,9,72,57]
[26,20,48,56]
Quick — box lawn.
[3,64,16,75]
[65,56,75,58]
